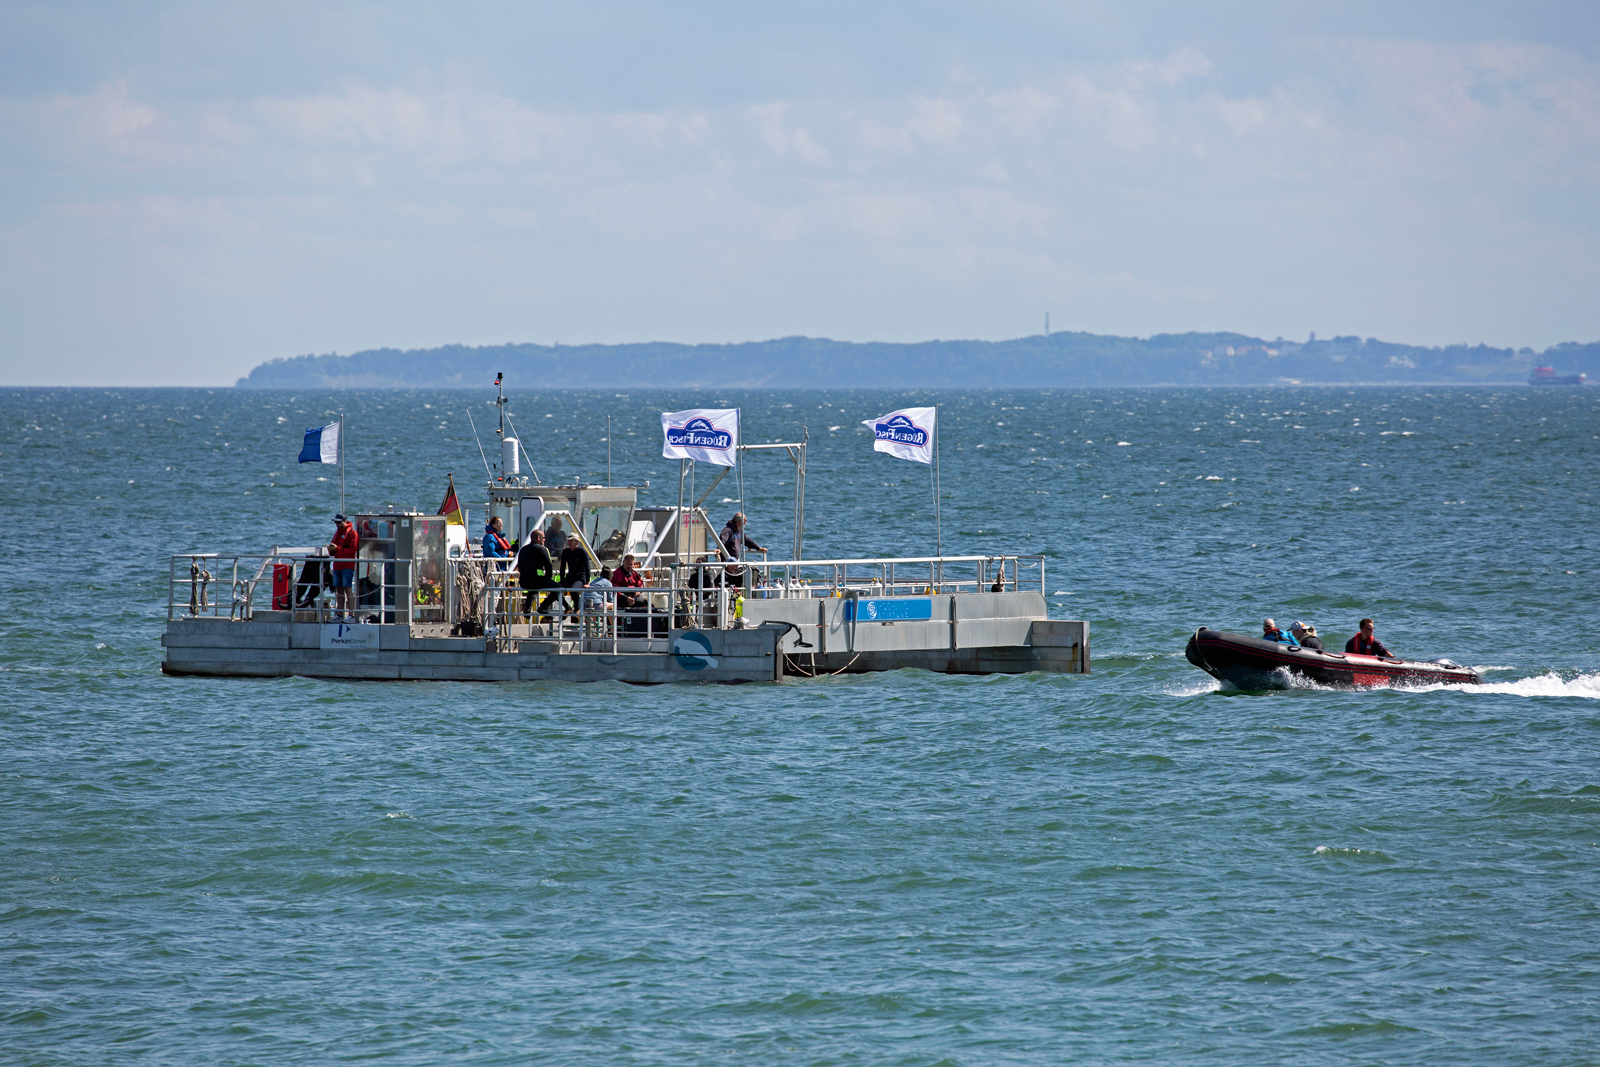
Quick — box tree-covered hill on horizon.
[236,331,1599,388]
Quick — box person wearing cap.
[1344,618,1394,658]
[328,514,359,619]
[1290,621,1324,651]
[1261,618,1296,645]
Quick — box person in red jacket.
[611,553,647,610]
[328,513,360,619]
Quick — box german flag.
[438,474,465,526]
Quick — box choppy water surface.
[4,385,1598,1065]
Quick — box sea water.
[3,385,1598,1065]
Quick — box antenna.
[1045,312,1050,336]
[465,407,492,478]
[495,372,507,439]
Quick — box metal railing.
[168,553,416,625]
[171,551,1046,646]
[733,554,1046,600]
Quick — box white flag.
[661,408,739,467]
[863,406,935,464]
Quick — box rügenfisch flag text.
[661,408,739,467]
[862,407,935,464]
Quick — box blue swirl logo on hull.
[664,417,733,452]
[872,413,928,447]
[672,631,719,670]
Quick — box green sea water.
[3,385,1598,1065]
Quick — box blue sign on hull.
[844,598,934,622]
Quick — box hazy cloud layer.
[1,2,1598,384]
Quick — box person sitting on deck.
[1344,618,1395,658]
[581,568,615,635]
[720,513,764,561]
[1290,621,1324,651]
[612,554,647,610]
[1262,618,1297,645]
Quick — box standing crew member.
[515,530,559,624]
[1345,618,1395,658]
[559,534,592,619]
[328,513,360,620]
[720,512,764,561]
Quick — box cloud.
[1060,74,1157,150]
[44,81,209,166]
[1130,46,1213,87]
[986,87,1060,133]
[254,86,562,163]
[959,189,1048,234]
[846,192,933,240]
[748,102,828,162]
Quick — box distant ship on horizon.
[1529,365,1587,386]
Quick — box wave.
[1164,677,1222,697]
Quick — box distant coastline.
[236,332,1598,389]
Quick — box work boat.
[1185,627,1481,690]
[162,390,1088,684]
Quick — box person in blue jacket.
[482,516,512,560]
[1261,618,1298,646]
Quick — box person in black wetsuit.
[1344,618,1394,658]
[1290,622,1324,651]
[559,534,591,619]
[515,530,559,623]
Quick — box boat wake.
[1168,669,1600,699]
[1427,671,1600,699]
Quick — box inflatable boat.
[1185,627,1482,690]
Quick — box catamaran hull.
[1185,627,1481,690]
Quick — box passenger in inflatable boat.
[1262,618,1297,645]
[1290,621,1323,651]
[1344,618,1394,658]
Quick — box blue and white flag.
[863,406,935,464]
[298,420,341,465]
[661,408,739,467]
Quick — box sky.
[2,1,1599,385]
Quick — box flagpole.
[676,459,686,567]
[736,407,744,553]
[339,413,346,516]
[933,405,942,587]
